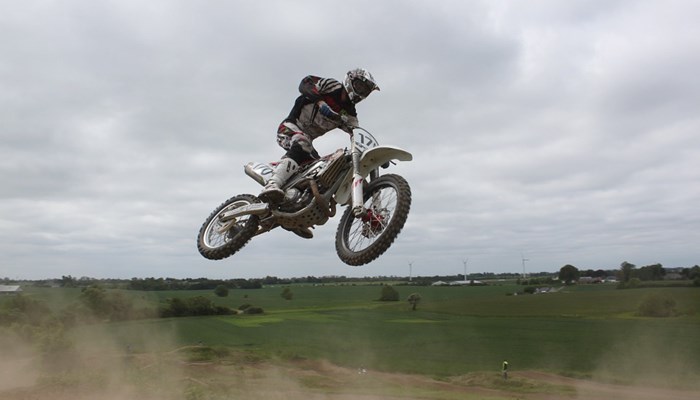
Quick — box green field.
[13,282,698,389]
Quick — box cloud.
[1,0,699,279]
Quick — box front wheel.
[335,174,411,266]
[197,194,260,260]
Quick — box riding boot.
[258,158,298,203]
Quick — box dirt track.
[2,354,698,400]
[516,371,699,400]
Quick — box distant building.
[578,277,603,284]
[451,280,484,286]
[0,285,22,294]
[432,280,484,286]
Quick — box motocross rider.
[259,68,380,238]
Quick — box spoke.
[345,185,398,252]
[205,200,251,248]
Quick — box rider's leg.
[258,155,314,239]
[259,123,310,203]
[259,123,317,238]
[258,157,298,203]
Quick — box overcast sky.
[2,0,699,280]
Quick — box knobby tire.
[335,174,411,266]
[197,194,260,260]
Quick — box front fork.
[350,140,381,218]
[351,146,366,217]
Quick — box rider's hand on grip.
[340,114,355,131]
[340,115,354,135]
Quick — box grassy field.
[3,282,700,399]
[14,284,694,381]
[7,283,700,393]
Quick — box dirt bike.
[196,126,412,266]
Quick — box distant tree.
[244,306,264,314]
[160,296,233,318]
[638,293,677,317]
[593,269,607,278]
[0,294,50,325]
[80,285,109,316]
[618,277,642,289]
[214,285,229,297]
[619,261,636,282]
[281,287,293,300]
[77,285,141,321]
[187,296,218,316]
[637,263,665,281]
[106,291,136,321]
[690,266,700,279]
[379,285,399,301]
[559,265,580,285]
[407,293,421,311]
[263,276,280,285]
[680,266,700,282]
[164,298,188,317]
[60,275,77,288]
[240,280,263,289]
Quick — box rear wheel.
[335,174,411,266]
[197,194,260,260]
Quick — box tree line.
[556,262,700,286]
[0,272,571,288]
[3,264,699,290]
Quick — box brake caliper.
[361,209,385,238]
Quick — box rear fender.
[334,145,412,205]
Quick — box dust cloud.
[0,332,39,392]
[591,324,699,390]
[0,321,186,400]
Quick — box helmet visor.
[352,78,376,98]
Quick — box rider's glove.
[318,102,341,121]
[340,114,357,135]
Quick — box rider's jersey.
[284,75,358,139]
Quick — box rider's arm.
[299,76,343,100]
[318,101,340,119]
[318,101,357,134]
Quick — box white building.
[0,285,22,294]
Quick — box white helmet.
[344,68,380,103]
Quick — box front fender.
[358,145,413,177]
[335,145,412,205]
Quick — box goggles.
[352,78,376,98]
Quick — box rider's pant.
[276,121,319,164]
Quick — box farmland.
[2,282,699,399]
